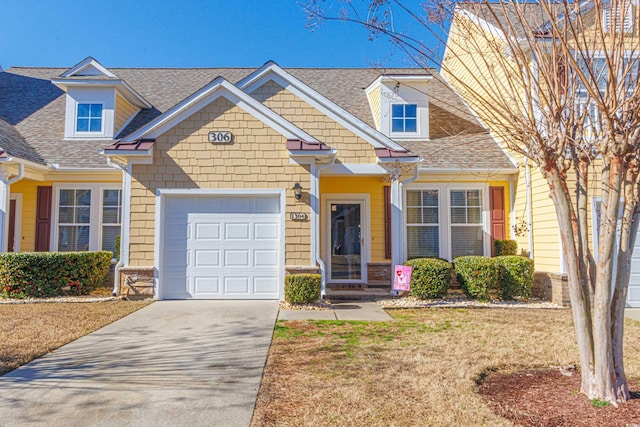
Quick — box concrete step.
[325,288,393,301]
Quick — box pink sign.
[393,265,412,291]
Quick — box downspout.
[1,164,24,252]
[310,152,337,298]
[390,165,420,289]
[525,160,534,260]
[106,157,130,296]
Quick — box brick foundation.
[367,263,391,288]
[285,265,319,275]
[119,266,155,298]
[534,271,570,306]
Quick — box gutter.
[310,153,337,298]
[105,157,130,296]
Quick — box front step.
[325,288,393,301]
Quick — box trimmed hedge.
[494,239,518,256]
[284,274,321,304]
[0,251,113,298]
[404,258,452,299]
[454,256,501,300]
[497,255,533,299]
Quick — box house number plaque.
[208,131,233,143]
[290,213,307,221]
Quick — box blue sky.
[0,0,439,69]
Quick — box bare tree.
[305,0,640,404]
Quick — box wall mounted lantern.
[293,183,303,200]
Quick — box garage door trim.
[155,188,286,300]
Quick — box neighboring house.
[443,1,640,306]
[0,57,515,300]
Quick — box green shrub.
[494,239,518,256]
[285,274,321,304]
[497,256,533,299]
[114,235,121,261]
[454,256,501,300]
[404,258,452,299]
[0,251,113,298]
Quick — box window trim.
[391,103,418,134]
[50,183,122,252]
[403,183,490,261]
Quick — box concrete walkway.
[0,300,279,427]
[626,308,640,322]
[278,301,392,321]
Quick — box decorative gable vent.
[603,1,634,33]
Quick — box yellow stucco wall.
[128,96,313,267]
[321,176,388,263]
[250,81,379,164]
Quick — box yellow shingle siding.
[321,176,388,263]
[366,86,382,130]
[250,81,379,164]
[128,96,312,267]
[115,94,138,133]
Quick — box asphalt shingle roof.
[0,63,514,171]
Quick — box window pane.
[406,191,422,207]
[76,119,89,132]
[103,207,120,224]
[467,190,481,206]
[103,189,121,206]
[451,191,465,206]
[404,104,417,118]
[58,226,90,252]
[407,226,439,259]
[423,207,439,224]
[424,190,438,206]
[76,190,91,206]
[468,207,482,224]
[59,190,74,205]
[75,206,91,223]
[451,226,483,258]
[392,119,404,132]
[392,104,404,118]
[405,119,417,132]
[90,104,102,117]
[89,119,102,132]
[77,104,89,117]
[451,207,467,224]
[58,207,74,224]
[102,225,120,254]
[406,207,422,224]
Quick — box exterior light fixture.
[293,183,303,200]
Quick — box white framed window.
[391,104,418,133]
[404,183,490,261]
[450,189,484,258]
[76,103,103,133]
[603,1,634,33]
[406,189,440,259]
[52,183,122,255]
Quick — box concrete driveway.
[0,300,279,427]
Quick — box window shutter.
[384,186,391,259]
[35,186,52,251]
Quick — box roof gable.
[60,57,117,78]
[122,76,319,143]
[238,62,409,152]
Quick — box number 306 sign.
[208,131,233,143]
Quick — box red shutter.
[8,199,16,252]
[384,186,391,259]
[489,186,506,256]
[35,186,52,252]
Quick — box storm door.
[327,201,365,282]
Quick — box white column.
[390,172,403,268]
[0,172,9,253]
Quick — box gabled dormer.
[52,57,151,140]
[366,75,432,140]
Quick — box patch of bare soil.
[480,369,640,427]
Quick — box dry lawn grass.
[252,308,640,426]
[0,300,151,375]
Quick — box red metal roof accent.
[286,139,332,151]
[375,148,415,158]
[0,149,8,158]
[104,139,155,152]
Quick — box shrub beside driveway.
[0,300,150,375]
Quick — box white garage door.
[628,232,640,307]
[161,195,281,300]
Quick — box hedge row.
[455,255,533,300]
[404,258,452,299]
[0,251,113,298]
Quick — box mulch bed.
[480,369,640,426]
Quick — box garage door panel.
[162,196,281,300]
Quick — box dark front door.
[329,202,362,281]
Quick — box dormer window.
[76,103,103,133]
[392,104,417,133]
